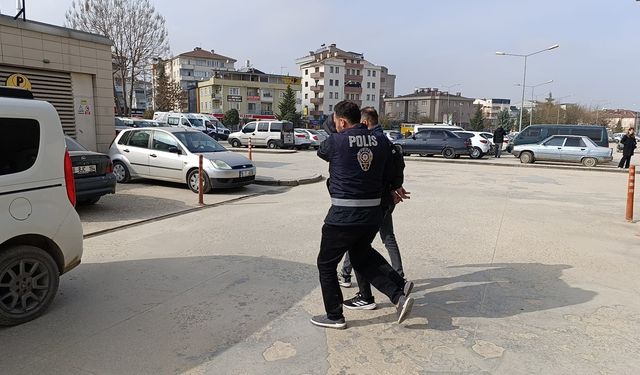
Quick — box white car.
[109,127,256,193]
[0,87,83,326]
[454,131,491,159]
[294,129,319,149]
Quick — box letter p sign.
[6,74,32,91]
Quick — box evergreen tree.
[497,109,511,129]
[223,109,240,127]
[277,84,302,126]
[614,119,623,133]
[469,104,485,131]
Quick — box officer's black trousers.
[318,224,404,320]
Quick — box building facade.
[379,66,396,114]
[601,109,638,130]
[473,98,512,126]
[384,88,475,126]
[296,44,394,118]
[196,68,301,120]
[163,47,236,90]
[0,14,114,152]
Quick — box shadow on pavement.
[76,192,192,223]
[0,255,317,374]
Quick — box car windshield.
[188,117,205,128]
[65,136,87,151]
[173,132,226,153]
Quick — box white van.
[0,87,83,325]
[153,112,205,131]
[189,113,230,140]
[228,121,296,149]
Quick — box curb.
[228,148,297,154]
[405,156,639,174]
[254,173,324,187]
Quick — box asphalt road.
[1,155,638,374]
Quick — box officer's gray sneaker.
[396,295,414,324]
[310,315,347,330]
[404,280,414,297]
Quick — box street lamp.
[555,95,572,124]
[441,83,460,124]
[496,44,559,132]
[515,79,553,126]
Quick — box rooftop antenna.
[14,0,25,21]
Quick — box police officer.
[311,101,414,330]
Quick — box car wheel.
[78,197,100,205]
[0,246,60,326]
[187,169,212,194]
[314,146,319,150]
[230,139,242,148]
[113,161,130,183]
[582,157,597,167]
[470,147,483,159]
[442,147,456,159]
[267,140,278,149]
[419,153,428,157]
[519,151,534,164]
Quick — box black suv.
[394,129,472,158]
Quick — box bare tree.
[65,0,169,116]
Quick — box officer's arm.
[317,136,333,162]
[390,144,405,190]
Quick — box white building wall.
[362,64,382,111]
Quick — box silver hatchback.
[109,127,256,193]
[512,135,613,167]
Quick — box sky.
[3,0,639,109]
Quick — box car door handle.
[580,149,586,151]
[150,154,157,158]
[123,149,130,152]
[557,147,562,149]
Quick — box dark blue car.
[65,136,116,205]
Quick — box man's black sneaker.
[310,315,346,329]
[343,293,376,310]
[396,295,414,324]
[339,274,352,288]
[404,280,414,297]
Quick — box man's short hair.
[360,107,378,125]
[334,101,361,125]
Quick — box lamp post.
[496,44,559,132]
[441,83,460,124]
[515,79,553,126]
[555,95,572,124]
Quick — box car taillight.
[480,139,488,144]
[296,134,306,138]
[64,149,77,207]
[312,135,318,140]
[106,160,113,174]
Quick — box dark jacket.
[493,127,507,144]
[370,124,405,206]
[318,124,393,226]
[621,134,637,156]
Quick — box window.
[270,122,282,132]
[329,79,334,86]
[242,123,256,133]
[357,70,360,75]
[305,81,309,87]
[415,131,429,139]
[430,130,446,139]
[305,93,308,99]
[523,127,541,137]
[373,71,376,77]
[367,70,371,77]
[335,67,339,74]
[305,69,308,75]
[329,105,333,111]
[372,94,375,101]
[330,66,334,73]
[335,92,339,99]
[544,137,565,146]
[0,118,39,176]
[356,94,360,100]
[229,87,240,95]
[329,92,333,99]
[335,80,339,86]
[366,94,370,101]
[315,67,319,73]
[128,130,152,148]
[167,117,180,126]
[257,122,269,132]
[572,128,604,142]
[372,83,376,89]
[367,82,371,89]
[229,102,240,110]
[248,103,257,113]
[152,131,178,152]
[565,137,586,147]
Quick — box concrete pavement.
[1,156,639,374]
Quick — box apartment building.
[197,67,301,120]
[295,44,394,118]
[162,47,236,90]
[379,66,396,114]
[384,88,475,126]
[473,98,512,126]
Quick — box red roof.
[178,48,237,62]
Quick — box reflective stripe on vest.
[331,198,381,207]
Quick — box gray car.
[109,127,256,193]
[512,135,613,167]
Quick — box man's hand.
[392,186,411,204]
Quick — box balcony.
[310,85,324,93]
[310,71,324,80]
[261,110,274,115]
[310,97,323,105]
[344,86,363,94]
[344,74,363,82]
[310,110,323,117]
[247,95,261,102]
[261,94,274,103]
[212,93,222,101]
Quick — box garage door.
[0,66,77,137]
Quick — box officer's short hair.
[360,107,378,125]
[334,101,361,125]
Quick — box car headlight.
[210,159,232,169]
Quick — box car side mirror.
[412,136,416,140]
[168,146,181,154]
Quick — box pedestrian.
[339,107,412,311]
[618,127,637,169]
[493,126,506,158]
[311,101,414,330]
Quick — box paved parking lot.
[1,152,639,374]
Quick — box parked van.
[228,120,295,149]
[0,87,83,325]
[189,113,230,140]
[507,125,609,152]
[153,112,205,131]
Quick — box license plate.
[239,170,254,177]
[73,165,96,174]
